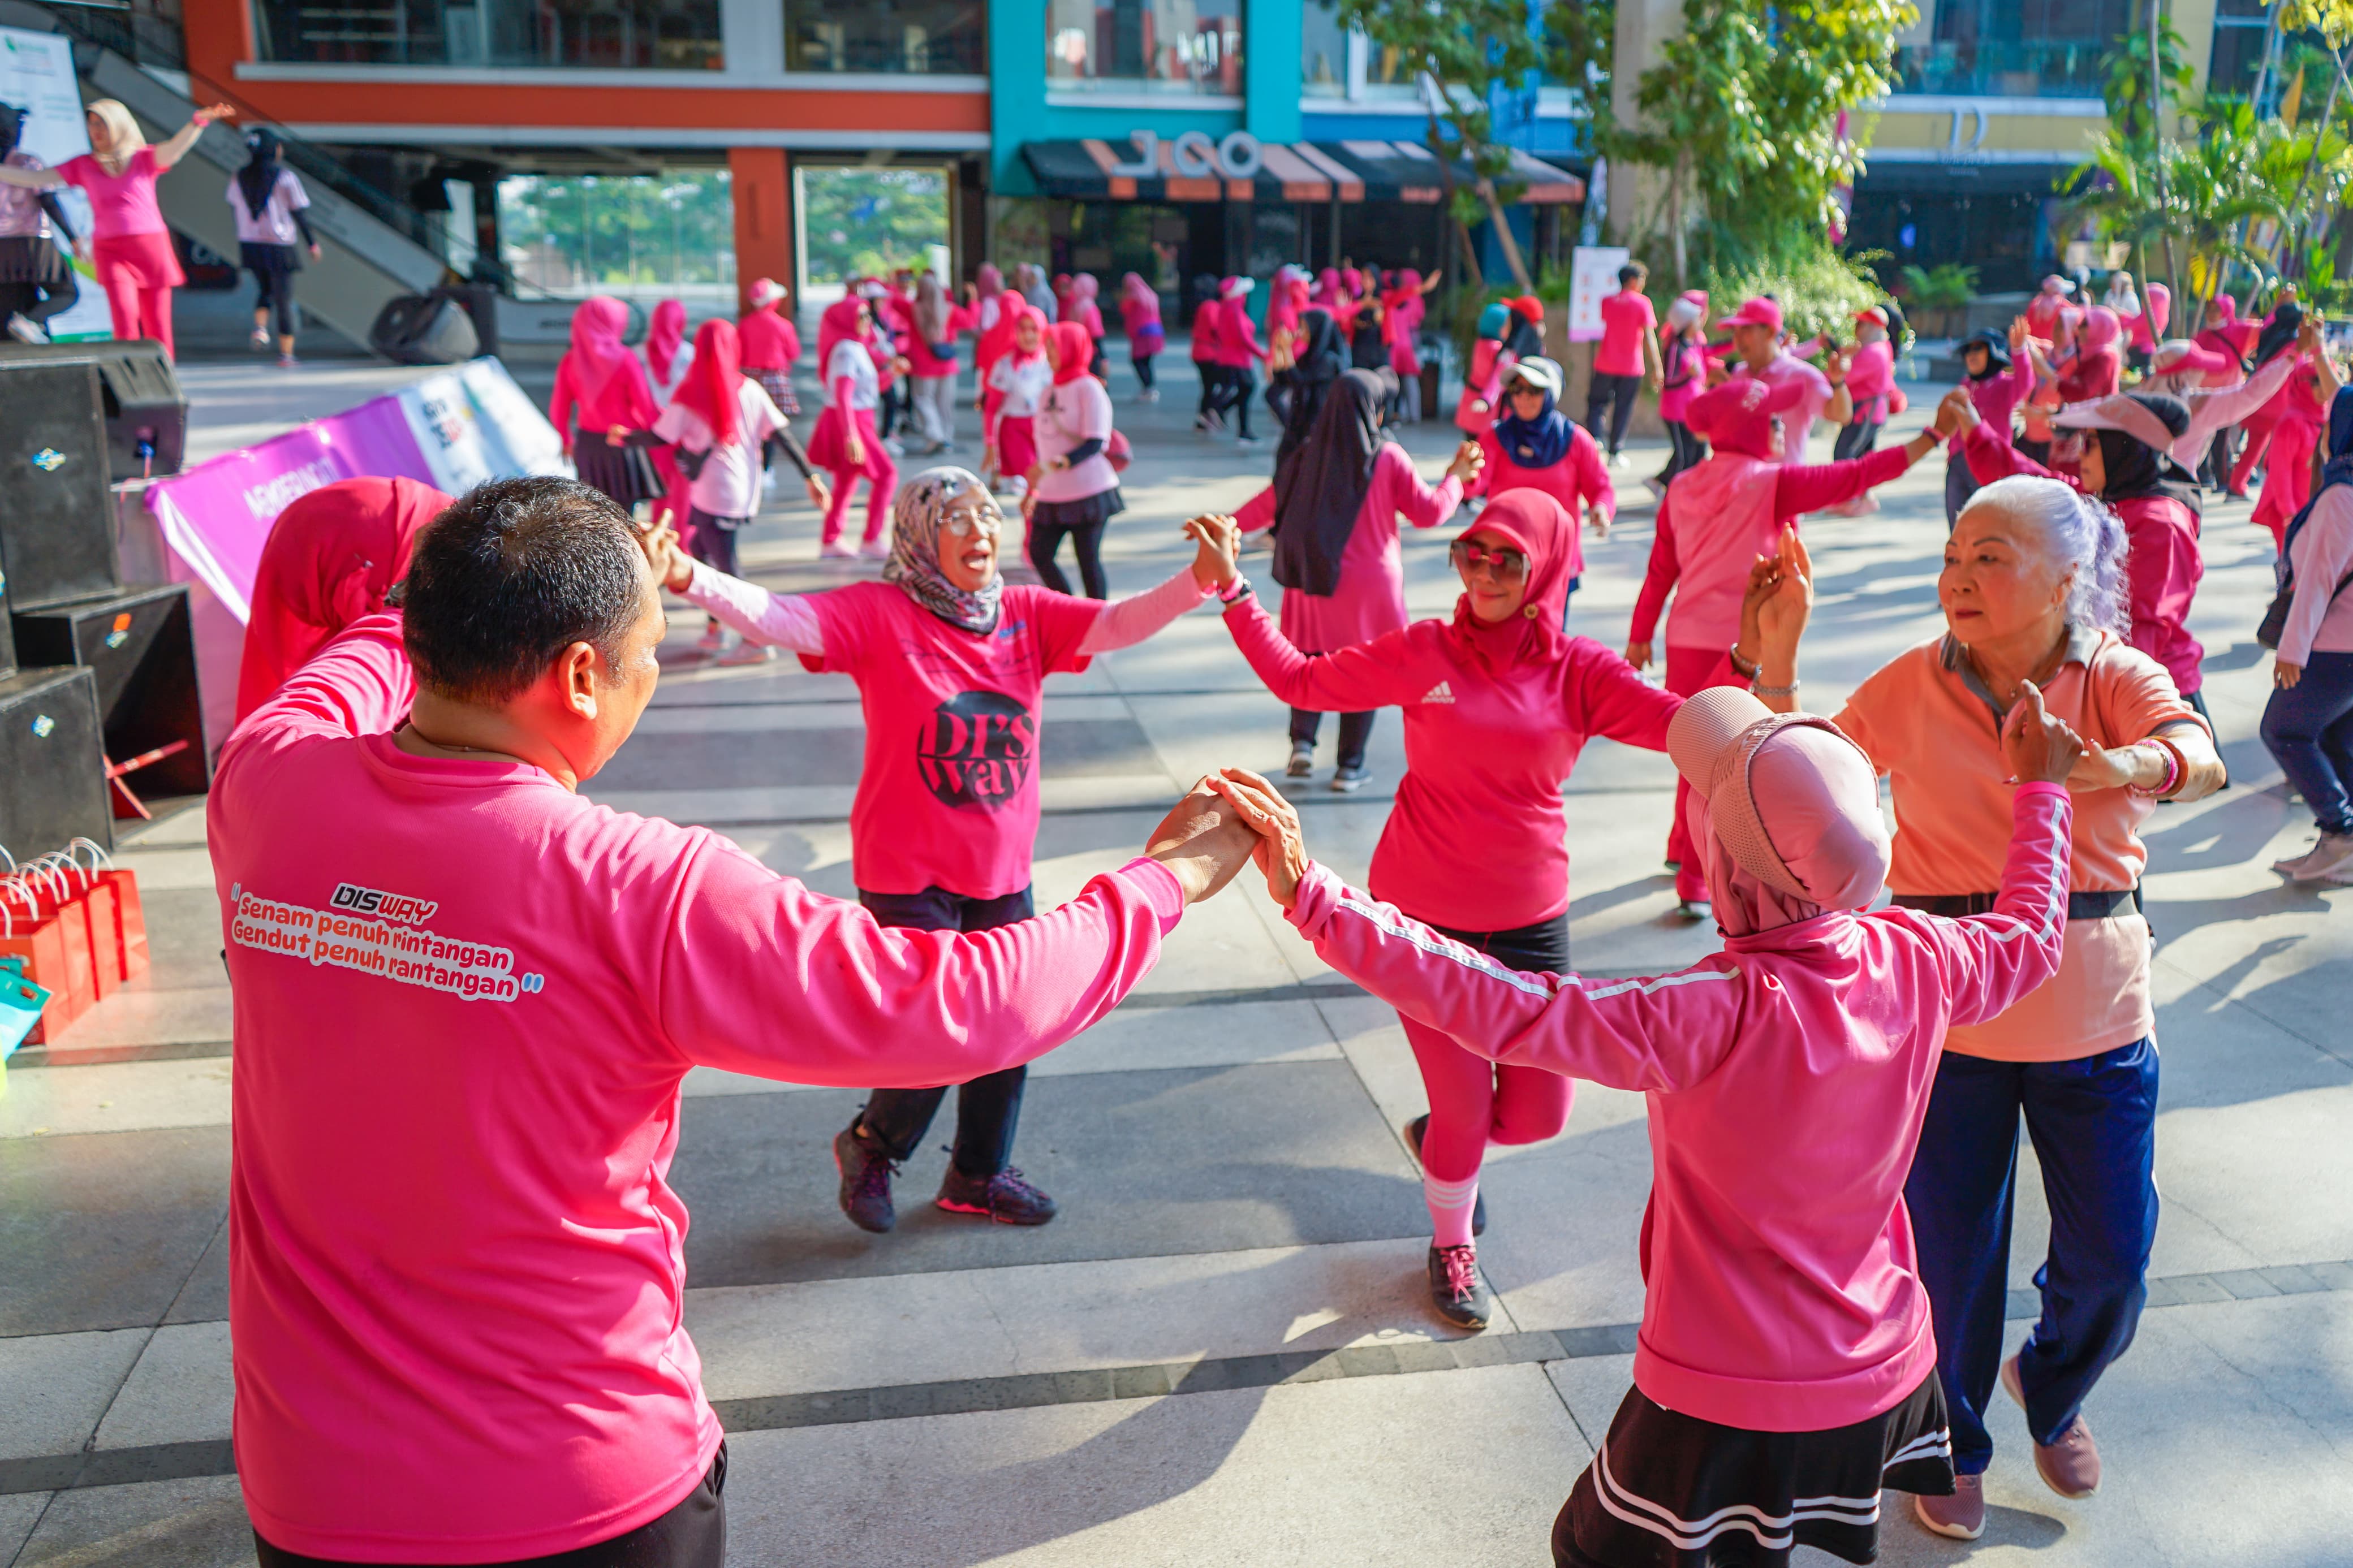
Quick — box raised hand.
[636,516,695,593]
[1144,779,1264,904]
[2009,316,2029,356]
[1206,767,1309,908]
[1937,386,1980,436]
[1446,440,1486,483]
[2000,680,2087,785]
[1183,513,1241,590]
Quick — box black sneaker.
[937,1166,1059,1225]
[1286,742,1315,779]
[1330,764,1370,793]
[833,1121,898,1233]
[1675,898,1712,923]
[1403,1114,1484,1236]
[1428,1243,1492,1331]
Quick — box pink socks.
[1424,1171,1480,1250]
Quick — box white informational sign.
[1566,245,1628,344]
[0,27,113,342]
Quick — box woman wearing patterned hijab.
[636,468,1246,1233]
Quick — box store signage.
[1106,129,1264,182]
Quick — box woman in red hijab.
[549,296,663,511]
[235,477,448,720]
[1199,489,1692,1332]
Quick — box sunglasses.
[1450,541,1528,578]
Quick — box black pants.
[1028,517,1107,599]
[257,1445,727,1567]
[1213,365,1257,437]
[1657,418,1703,485]
[878,378,908,440]
[1584,372,1640,456]
[0,272,77,328]
[1132,349,1156,389]
[1945,449,1980,527]
[2204,425,2235,490]
[1195,361,1223,420]
[857,885,1036,1178]
[252,266,298,338]
[1833,418,1884,461]
[1290,706,1374,768]
[1424,910,1571,975]
[685,509,742,577]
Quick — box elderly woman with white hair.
[0,96,232,357]
[1743,473,2225,1542]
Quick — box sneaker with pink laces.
[1425,1243,1491,1331]
[2003,1353,2101,1497]
[1913,1474,1985,1540]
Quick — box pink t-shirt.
[1594,288,1657,378]
[211,614,1184,1562]
[1231,443,1463,652]
[58,147,164,239]
[800,582,1105,899]
[1223,602,1680,930]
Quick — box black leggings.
[1195,361,1223,420]
[1132,350,1156,389]
[686,509,742,577]
[1833,419,1883,461]
[1212,365,1257,438]
[252,267,298,339]
[0,273,78,328]
[1028,516,1107,599]
[858,885,1036,1178]
[1657,418,1703,485]
[258,1445,727,1567]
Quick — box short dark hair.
[399,476,649,703]
[1619,262,1648,285]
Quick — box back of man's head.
[401,477,647,704]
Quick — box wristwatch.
[1217,573,1254,605]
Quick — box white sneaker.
[860,538,892,559]
[249,326,270,349]
[819,541,858,559]
[718,641,777,667]
[8,312,48,344]
[1608,452,1630,469]
[2274,831,2353,881]
[695,624,726,655]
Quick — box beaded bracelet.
[2124,740,2180,798]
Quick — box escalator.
[0,0,560,356]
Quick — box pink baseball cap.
[1718,296,1783,332]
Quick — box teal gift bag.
[0,952,51,1061]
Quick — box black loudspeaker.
[11,584,208,800]
[0,664,109,859]
[0,341,188,481]
[370,293,481,365]
[0,359,116,611]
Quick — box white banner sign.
[0,27,114,342]
[1566,245,1629,345]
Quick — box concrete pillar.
[1606,0,1686,262]
[729,147,792,315]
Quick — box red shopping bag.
[0,876,92,1043]
[100,869,147,983]
[61,843,128,997]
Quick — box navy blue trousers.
[1904,1036,2160,1475]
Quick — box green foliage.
[1335,0,1545,286]
[1604,0,1914,283]
[1542,0,1615,118]
[1693,245,1885,345]
[497,172,734,288]
[2099,15,2193,148]
[799,168,949,286]
[1897,261,1978,308]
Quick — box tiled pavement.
[2,359,2348,1565]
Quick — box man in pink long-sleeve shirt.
[213,476,1259,1567]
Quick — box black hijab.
[1961,327,2011,381]
[1272,368,1391,597]
[0,103,24,158]
[1275,309,1345,463]
[238,129,284,222]
[2251,301,2304,370]
[1505,310,1544,361]
[2092,392,2199,511]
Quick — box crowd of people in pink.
[202,240,2348,1568]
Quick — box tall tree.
[1335,0,1545,291]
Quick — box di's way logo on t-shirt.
[917,690,1036,810]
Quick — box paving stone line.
[6,1261,2350,1497]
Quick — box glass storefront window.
[1047,0,1243,96]
[1890,0,2129,98]
[252,0,723,68]
[786,0,985,74]
[1302,0,1344,97]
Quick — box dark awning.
[1021,138,1584,205]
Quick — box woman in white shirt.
[808,295,899,560]
[2264,385,2353,883]
[984,303,1051,499]
[617,317,828,658]
[1024,320,1123,599]
[227,129,317,368]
